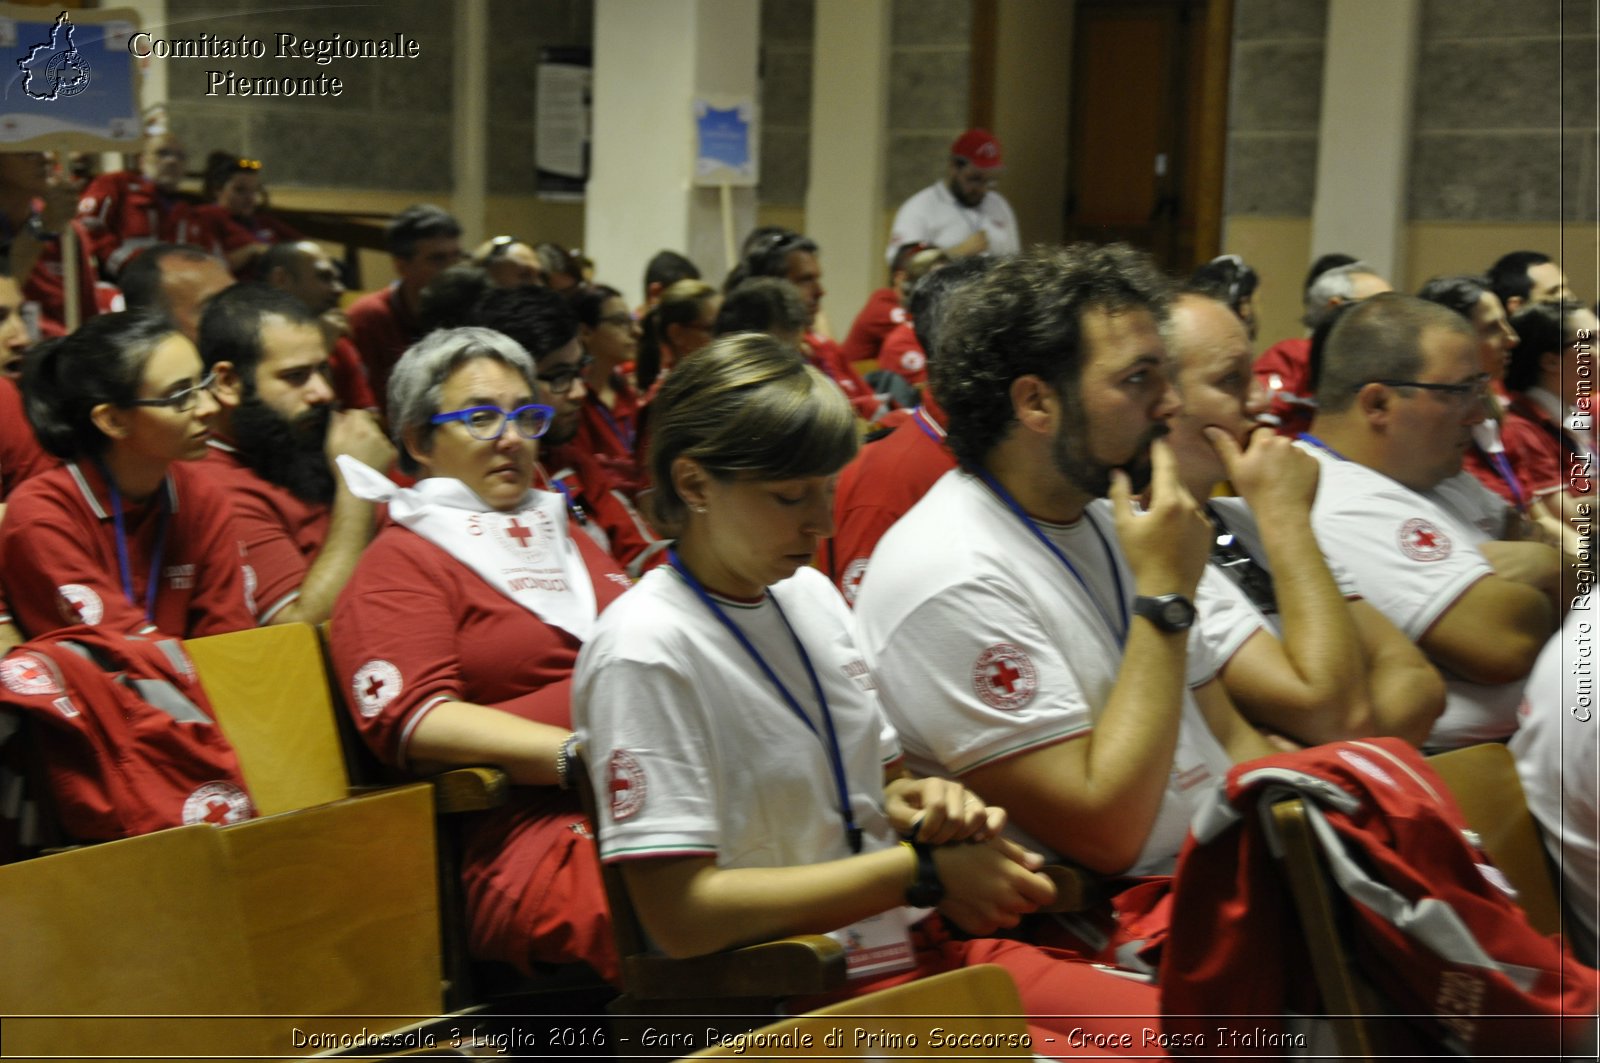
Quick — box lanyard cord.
[668,550,863,854]
[973,470,1128,646]
[910,406,945,446]
[536,464,589,527]
[97,462,171,623]
[594,393,636,454]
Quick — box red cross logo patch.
[1397,518,1452,562]
[607,749,647,822]
[840,558,869,605]
[181,781,255,826]
[352,659,402,719]
[57,583,103,626]
[971,643,1038,711]
[0,653,64,696]
[498,509,553,557]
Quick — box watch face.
[1162,600,1189,626]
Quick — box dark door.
[1064,0,1214,271]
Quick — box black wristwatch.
[1132,593,1196,633]
[903,839,944,908]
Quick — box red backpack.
[1159,738,1596,1057]
[0,626,254,842]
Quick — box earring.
[693,504,708,514]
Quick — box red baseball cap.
[951,128,1003,170]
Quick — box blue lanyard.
[668,550,863,854]
[1487,450,1526,509]
[98,463,172,623]
[594,388,636,454]
[910,406,944,447]
[1303,428,1526,511]
[974,471,1128,645]
[1297,432,1343,460]
[546,472,589,526]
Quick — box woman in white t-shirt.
[573,334,1164,1054]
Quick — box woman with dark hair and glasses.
[1417,275,1535,520]
[570,284,647,495]
[329,327,627,982]
[1502,300,1599,531]
[0,311,255,639]
[181,152,301,280]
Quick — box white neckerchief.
[337,456,597,641]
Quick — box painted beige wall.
[1221,216,1314,350]
[1225,215,1599,355]
[1405,223,1599,306]
[991,0,1073,250]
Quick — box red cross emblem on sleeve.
[971,643,1038,710]
[1398,518,1452,562]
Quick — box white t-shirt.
[854,470,1259,876]
[1509,614,1598,961]
[1427,469,1511,541]
[885,181,1020,264]
[573,565,901,871]
[1298,442,1524,747]
[1207,495,1361,640]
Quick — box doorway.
[1062,0,1230,273]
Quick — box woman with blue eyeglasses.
[330,326,627,983]
[0,311,255,639]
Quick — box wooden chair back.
[186,622,350,814]
[0,783,442,1061]
[690,964,1028,1059]
[571,743,845,1015]
[1269,796,1387,1060]
[1427,742,1563,935]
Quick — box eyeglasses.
[127,370,219,412]
[430,403,555,441]
[538,354,592,395]
[1367,374,1491,406]
[597,312,636,328]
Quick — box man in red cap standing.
[885,128,1020,264]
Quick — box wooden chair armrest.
[624,934,846,1000]
[428,767,509,815]
[1037,862,1108,912]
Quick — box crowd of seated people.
[1,120,1597,1051]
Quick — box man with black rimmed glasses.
[471,286,666,576]
[1299,292,1562,749]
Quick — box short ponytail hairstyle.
[645,333,857,536]
[23,311,179,459]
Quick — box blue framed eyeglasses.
[430,403,556,441]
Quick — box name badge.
[827,907,916,980]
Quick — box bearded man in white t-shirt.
[855,244,1276,896]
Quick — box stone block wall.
[163,0,457,193]
[757,0,971,209]
[1410,0,1597,222]
[1224,0,1328,217]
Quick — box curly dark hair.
[930,243,1172,470]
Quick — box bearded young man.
[191,283,394,625]
[855,246,1275,918]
